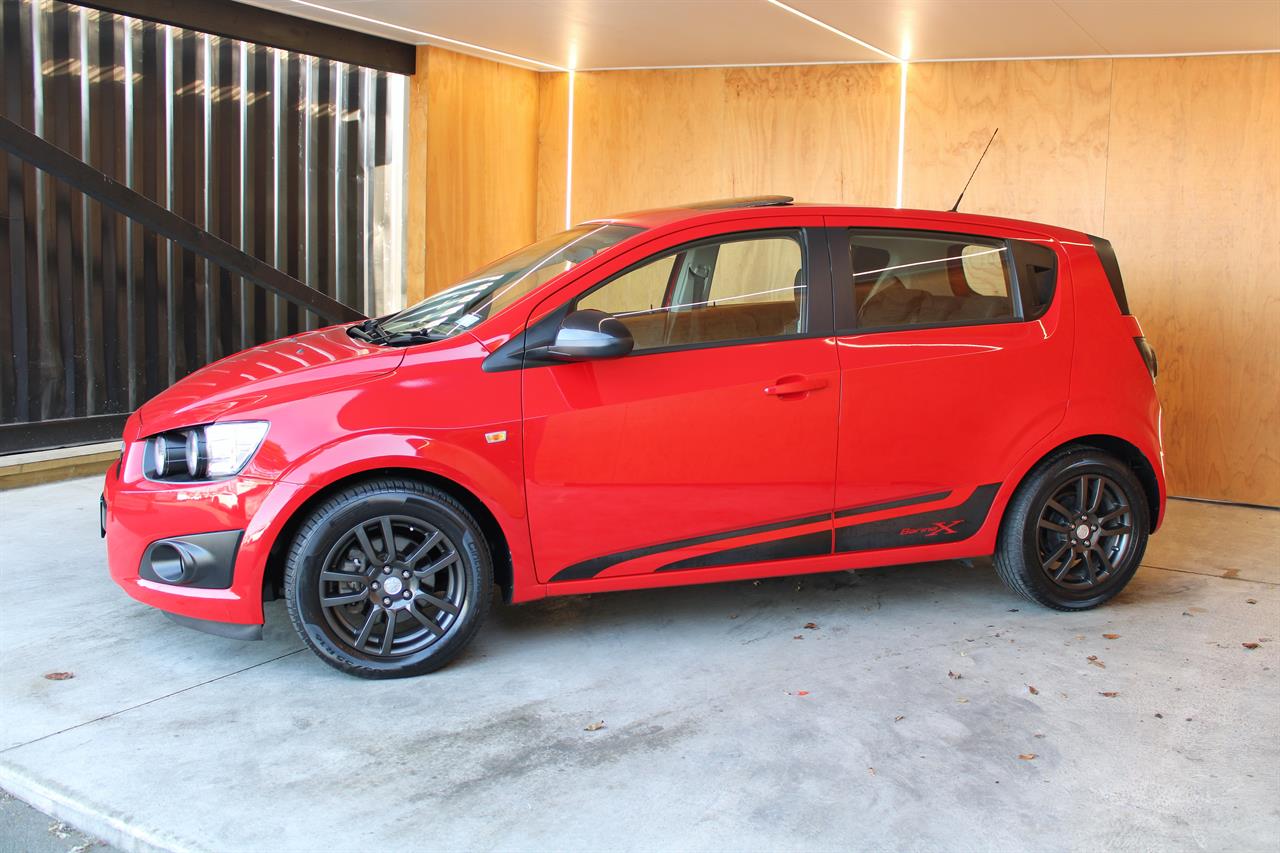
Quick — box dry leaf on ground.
[1102,633,1120,639]
[1087,656,1106,668]
[584,721,606,731]
[803,622,818,630]
[1099,691,1119,698]
[1243,642,1260,650]
[948,670,962,679]
[1018,754,1036,760]
[43,671,74,681]
[1028,685,1039,695]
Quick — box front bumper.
[103,449,315,629]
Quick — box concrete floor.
[1,477,1277,852]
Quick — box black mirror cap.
[546,309,635,361]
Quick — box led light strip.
[764,0,903,63]
[896,61,908,208]
[565,68,576,229]
[285,0,568,71]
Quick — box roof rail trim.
[684,195,795,210]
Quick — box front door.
[522,222,840,584]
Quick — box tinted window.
[1012,240,1058,319]
[848,230,1015,330]
[578,232,807,351]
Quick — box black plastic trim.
[163,611,263,641]
[1009,239,1059,321]
[139,530,243,589]
[684,195,794,210]
[834,484,1000,553]
[1087,235,1130,314]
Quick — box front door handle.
[764,375,828,397]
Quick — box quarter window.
[848,230,1015,330]
[578,232,807,351]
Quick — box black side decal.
[656,530,832,573]
[548,510,831,582]
[834,490,951,519]
[834,483,1000,554]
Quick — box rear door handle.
[764,375,828,397]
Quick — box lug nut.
[383,567,391,574]
[402,590,411,599]
[382,597,391,606]
[402,570,411,579]
[371,581,380,590]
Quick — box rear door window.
[846,230,1016,331]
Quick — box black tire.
[284,477,492,678]
[994,447,1150,611]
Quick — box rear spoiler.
[1087,235,1130,314]
[1089,235,1155,379]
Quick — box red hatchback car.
[103,197,1164,678]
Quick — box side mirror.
[545,309,634,361]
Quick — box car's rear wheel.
[284,478,492,678]
[994,447,1150,610]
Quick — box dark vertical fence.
[0,0,407,453]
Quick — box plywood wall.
[405,47,539,304]
[902,59,1112,234]
[408,48,1280,505]
[544,63,900,235]
[1103,54,1280,506]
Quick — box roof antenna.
[949,128,999,213]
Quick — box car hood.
[136,325,405,434]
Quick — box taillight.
[1134,336,1158,380]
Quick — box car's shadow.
[484,555,1182,644]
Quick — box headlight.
[147,421,268,481]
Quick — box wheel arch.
[262,467,515,605]
[1013,434,1162,531]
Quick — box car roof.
[584,196,1089,242]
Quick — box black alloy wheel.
[285,478,492,678]
[995,447,1150,610]
[1035,474,1136,591]
[318,514,467,657]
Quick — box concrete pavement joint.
[1,648,305,757]
[1143,563,1280,586]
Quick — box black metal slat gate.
[0,0,407,453]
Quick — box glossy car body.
[104,200,1165,638]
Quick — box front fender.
[271,428,539,599]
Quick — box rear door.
[521,218,840,584]
[824,214,1071,555]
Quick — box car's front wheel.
[995,447,1150,610]
[284,477,492,678]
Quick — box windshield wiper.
[348,317,389,343]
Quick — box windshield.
[378,224,643,340]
